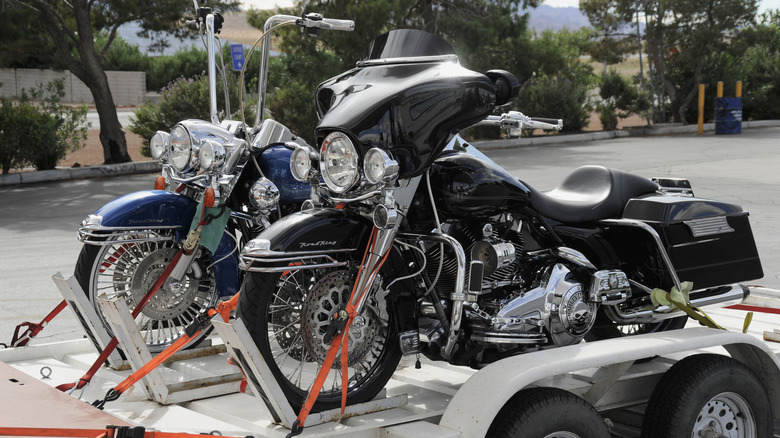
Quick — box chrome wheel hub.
[131,247,199,321]
[693,392,755,438]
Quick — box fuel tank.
[428,150,532,219]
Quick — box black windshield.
[363,29,456,60]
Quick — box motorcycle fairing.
[87,190,239,297]
[314,30,498,179]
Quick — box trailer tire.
[487,387,610,438]
[640,353,772,438]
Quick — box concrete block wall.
[0,69,146,106]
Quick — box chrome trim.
[684,216,734,237]
[239,247,355,272]
[601,218,682,292]
[77,227,179,245]
[471,332,546,345]
[240,256,348,273]
[256,15,301,126]
[605,283,749,323]
[356,54,459,67]
[329,189,382,204]
[589,270,631,304]
[556,247,596,270]
[206,13,219,124]
[397,231,466,360]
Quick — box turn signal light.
[154,176,167,190]
[204,187,216,208]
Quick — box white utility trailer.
[1,280,779,438]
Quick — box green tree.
[7,0,239,164]
[597,68,649,130]
[0,78,88,173]
[581,0,758,124]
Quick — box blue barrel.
[715,97,742,134]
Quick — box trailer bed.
[1,289,779,437]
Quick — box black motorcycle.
[234,29,763,413]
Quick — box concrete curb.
[473,119,780,151]
[0,161,161,187]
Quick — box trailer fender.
[438,327,780,437]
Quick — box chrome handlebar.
[480,111,563,132]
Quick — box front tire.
[236,267,402,413]
[487,387,610,437]
[641,354,773,437]
[74,233,218,354]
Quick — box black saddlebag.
[622,195,763,289]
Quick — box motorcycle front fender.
[240,208,373,271]
[92,190,198,240]
[86,190,238,297]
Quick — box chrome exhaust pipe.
[605,283,749,324]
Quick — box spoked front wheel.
[75,232,219,354]
[236,266,402,413]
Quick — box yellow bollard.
[717,81,724,98]
[736,81,742,98]
[698,84,705,135]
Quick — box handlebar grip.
[530,117,562,125]
[321,18,355,31]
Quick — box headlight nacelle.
[169,125,200,172]
[150,131,169,162]
[320,131,359,194]
[199,139,226,173]
[364,148,399,185]
[290,144,319,182]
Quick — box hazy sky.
[242,0,780,13]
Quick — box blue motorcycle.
[74,3,353,353]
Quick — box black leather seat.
[523,165,659,223]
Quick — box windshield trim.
[356,54,459,68]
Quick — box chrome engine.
[470,264,596,347]
[421,220,597,350]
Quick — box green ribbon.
[648,281,752,332]
[189,201,232,255]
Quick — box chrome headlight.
[363,148,399,185]
[290,144,319,182]
[169,125,198,172]
[320,131,358,193]
[150,131,169,162]
[249,177,280,210]
[199,139,226,172]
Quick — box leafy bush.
[146,43,263,93]
[147,45,208,92]
[130,73,256,156]
[596,68,649,130]
[0,79,87,173]
[94,33,150,72]
[518,65,596,132]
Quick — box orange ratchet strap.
[288,228,391,437]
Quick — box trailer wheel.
[487,387,610,438]
[640,353,772,438]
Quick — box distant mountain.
[527,5,591,32]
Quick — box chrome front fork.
[350,226,398,313]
